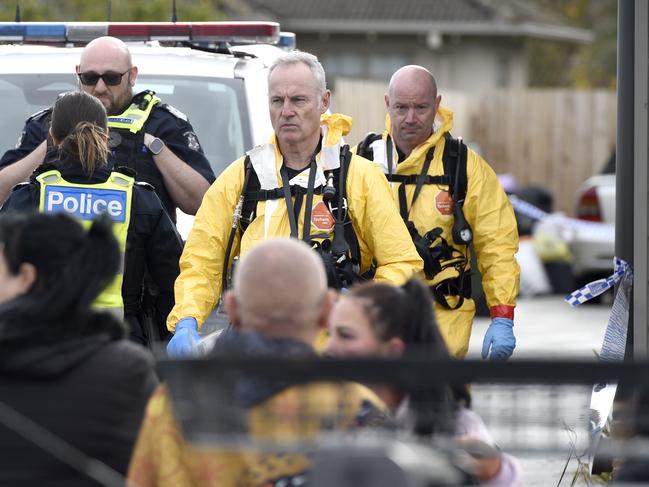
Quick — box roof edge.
[279,20,594,44]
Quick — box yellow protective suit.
[167,114,423,330]
[356,108,519,358]
[127,382,387,487]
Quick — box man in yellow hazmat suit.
[355,65,519,359]
[166,51,422,355]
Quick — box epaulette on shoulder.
[26,107,52,123]
[32,162,57,178]
[135,181,155,191]
[11,181,30,192]
[159,103,188,122]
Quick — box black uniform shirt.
[0,108,57,168]
[0,97,216,220]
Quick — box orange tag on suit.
[436,190,454,215]
[311,201,335,231]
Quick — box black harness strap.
[279,156,318,241]
[302,159,318,242]
[245,185,325,202]
[360,131,467,210]
[386,174,451,185]
[412,146,436,211]
[234,144,363,290]
[280,166,299,239]
[386,135,394,180]
[397,146,435,220]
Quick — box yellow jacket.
[168,114,422,330]
[127,381,387,487]
[358,108,519,318]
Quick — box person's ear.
[16,262,37,294]
[434,94,442,113]
[321,89,331,113]
[128,66,138,86]
[384,92,390,109]
[385,337,406,358]
[317,289,337,330]
[223,291,241,329]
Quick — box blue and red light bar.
[0,21,281,45]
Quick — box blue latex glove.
[481,317,515,360]
[167,317,200,357]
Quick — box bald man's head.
[76,36,137,115]
[387,65,437,99]
[225,238,330,343]
[385,65,441,157]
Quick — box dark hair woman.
[324,278,523,486]
[0,211,158,486]
[1,90,183,345]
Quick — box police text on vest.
[44,186,127,222]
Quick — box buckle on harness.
[431,272,472,310]
[407,222,471,309]
[312,238,360,290]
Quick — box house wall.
[333,78,616,216]
[294,32,528,91]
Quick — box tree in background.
[528,0,617,88]
[0,0,224,22]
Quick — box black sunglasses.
[77,70,129,86]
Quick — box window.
[0,74,251,177]
[322,53,364,79]
[368,55,407,80]
[136,76,251,176]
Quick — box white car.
[0,21,289,238]
[571,172,615,286]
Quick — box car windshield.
[0,74,251,177]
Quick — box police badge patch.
[184,131,201,151]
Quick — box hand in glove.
[166,317,200,357]
[481,317,515,360]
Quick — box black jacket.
[0,311,158,486]
[1,162,184,344]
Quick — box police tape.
[564,257,628,308]
[599,264,632,362]
[509,195,615,238]
[587,260,632,468]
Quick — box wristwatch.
[146,137,165,155]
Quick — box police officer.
[1,91,183,345]
[0,36,215,221]
[355,65,519,360]
[165,50,423,356]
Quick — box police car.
[0,21,292,237]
